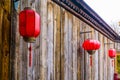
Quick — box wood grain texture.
[0,0,11,80]
[47,1,54,80]
[60,8,65,80]
[53,4,61,80]
[0,4,3,80]
[68,13,73,80]
[64,11,69,80]
[77,19,81,80]
[92,30,99,80]
[103,37,108,80]
[40,0,48,80]
[32,0,41,80]
[98,33,104,80]
[84,23,90,80]
[72,16,78,80]
[19,1,29,80]
[10,1,20,79]
[107,40,114,80]
[80,21,85,80]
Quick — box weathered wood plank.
[72,16,78,80]
[40,0,48,80]
[107,40,114,80]
[19,40,28,80]
[84,24,90,80]
[47,1,54,80]
[92,30,99,80]
[0,0,11,80]
[98,33,104,80]
[64,11,69,80]
[10,1,20,80]
[2,8,10,80]
[80,21,85,80]
[77,19,81,80]
[68,13,73,80]
[90,27,94,80]
[103,37,108,80]
[19,1,29,80]
[32,0,41,80]
[53,3,61,80]
[107,39,110,80]
[0,4,3,80]
[61,8,65,80]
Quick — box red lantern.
[108,49,116,59]
[82,39,100,55]
[19,7,40,42]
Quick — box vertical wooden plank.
[32,0,41,80]
[30,0,40,80]
[92,30,99,80]
[47,1,54,80]
[19,39,28,80]
[107,40,114,80]
[107,40,110,80]
[61,8,65,80]
[54,4,61,80]
[0,4,3,80]
[98,33,104,80]
[84,24,90,80]
[77,20,81,80]
[19,0,29,80]
[1,0,11,80]
[64,11,69,80]
[80,21,85,80]
[40,0,47,80]
[68,13,73,80]
[72,16,78,80]
[10,0,20,80]
[103,37,108,80]
[88,26,92,80]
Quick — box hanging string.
[29,43,32,67]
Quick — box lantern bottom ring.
[23,37,36,43]
[87,50,96,55]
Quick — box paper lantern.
[82,39,100,55]
[19,7,40,42]
[109,49,116,59]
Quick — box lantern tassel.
[90,56,92,66]
[29,43,32,67]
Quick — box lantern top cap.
[24,7,34,10]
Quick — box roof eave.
[52,0,120,43]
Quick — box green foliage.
[117,56,120,74]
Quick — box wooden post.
[10,0,19,80]
[0,0,11,80]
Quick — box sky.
[84,0,120,25]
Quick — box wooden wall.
[0,0,116,80]
[0,0,11,80]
